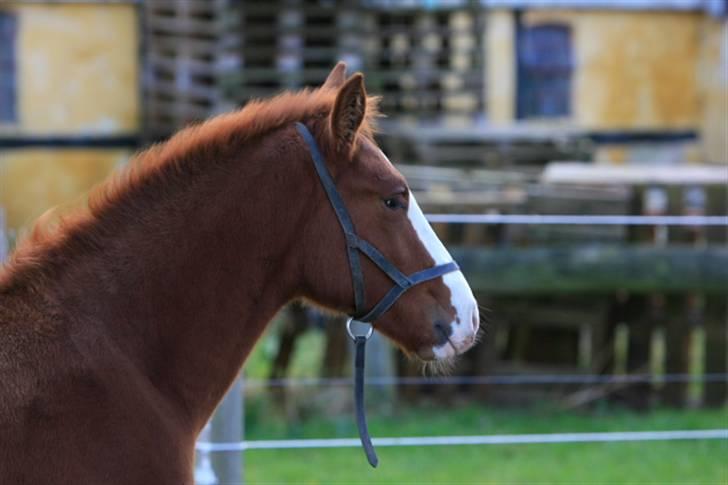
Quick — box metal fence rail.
[197,429,728,452]
[245,373,728,389]
[424,214,728,226]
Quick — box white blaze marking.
[406,194,478,359]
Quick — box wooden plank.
[624,296,654,410]
[525,183,631,243]
[146,99,212,121]
[148,54,222,77]
[148,0,226,16]
[148,37,221,57]
[543,163,728,186]
[151,80,219,103]
[661,297,695,406]
[451,246,728,294]
[414,191,527,209]
[398,164,533,185]
[148,16,223,38]
[704,297,727,406]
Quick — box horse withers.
[0,62,479,483]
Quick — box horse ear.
[322,61,347,90]
[330,73,367,152]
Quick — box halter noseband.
[295,122,460,467]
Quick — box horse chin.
[411,346,458,375]
[421,353,458,376]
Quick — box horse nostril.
[433,321,453,346]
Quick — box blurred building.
[485,0,728,164]
[0,0,725,239]
[0,1,139,237]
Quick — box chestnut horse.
[0,63,478,483]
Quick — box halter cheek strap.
[295,122,458,324]
[295,122,460,468]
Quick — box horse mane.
[0,86,381,289]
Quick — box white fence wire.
[424,214,728,226]
[196,429,728,452]
[244,373,728,388]
[196,371,728,457]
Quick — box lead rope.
[354,336,378,468]
[348,318,379,467]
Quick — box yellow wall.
[487,10,726,163]
[0,3,139,135]
[486,9,516,124]
[0,4,139,239]
[699,19,728,164]
[0,149,129,231]
[521,10,703,130]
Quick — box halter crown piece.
[295,122,459,468]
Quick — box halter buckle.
[346,317,373,341]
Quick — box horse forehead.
[358,139,403,181]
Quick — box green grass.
[244,314,328,380]
[241,404,728,484]
[239,315,726,483]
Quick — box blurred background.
[0,0,726,483]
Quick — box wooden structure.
[379,122,595,167]
[485,1,728,164]
[143,0,239,139]
[410,163,728,409]
[228,2,486,123]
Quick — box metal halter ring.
[346,317,374,341]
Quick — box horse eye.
[384,198,400,210]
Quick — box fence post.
[0,207,8,262]
[704,298,728,407]
[366,331,395,406]
[211,375,244,484]
[194,422,217,485]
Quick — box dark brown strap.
[355,336,379,468]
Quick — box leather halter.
[295,122,460,467]
[295,122,459,323]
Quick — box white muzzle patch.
[406,194,479,359]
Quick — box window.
[0,11,17,123]
[516,24,573,119]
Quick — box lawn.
[240,404,728,484]
[236,319,727,484]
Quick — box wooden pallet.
[401,162,633,247]
[378,121,596,167]
[143,0,239,139]
[225,2,486,124]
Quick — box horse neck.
[46,130,314,430]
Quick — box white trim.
[482,0,719,11]
[542,163,728,186]
[364,0,723,11]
